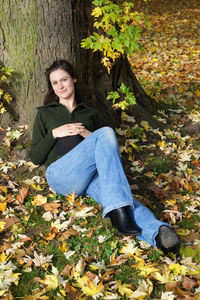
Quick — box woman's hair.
[44,60,77,105]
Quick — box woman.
[30,60,180,255]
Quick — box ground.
[0,0,200,299]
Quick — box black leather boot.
[155,225,180,256]
[107,206,142,236]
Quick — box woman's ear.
[73,78,77,83]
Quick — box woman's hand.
[78,127,91,138]
[52,123,91,138]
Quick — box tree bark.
[0,0,156,131]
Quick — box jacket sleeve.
[30,110,56,165]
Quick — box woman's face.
[49,69,77,102]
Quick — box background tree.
[0,0,157,131]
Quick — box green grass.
[180,215,200,232]
[146,156,174,174]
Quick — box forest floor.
[0,0,200,299]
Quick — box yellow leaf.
[32,194,47,206]
[0,185,7,194]
[60,241,68,253]
[0,252,7,263]
[91,7,102,18]
[1,75,7,81]
[150,46,157,52]
[120,242,143,257]
[0,220,6,232]
[0,107,6,114]
[158,140,166,148]
[169,263,188,276]
[141,120,150,131]
[0,202,7,212]
[110,249,127,266]
[31,184,44,191]
[0,290,6,297]
[60,289,66,296]
[144,171,155,178]
[65,192,77,203]
[76,275,104,297]
[117,280,133,298]
[12,273,22,285]
[101,57,112,73]
[152,266,175,283]
[130,143,143,152]
[39,274,58,290]
[132,256,159,277]
[196,89,200,97]
[176,228,190,236]
[131,279,153,298]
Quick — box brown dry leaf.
[194,293,200,300]
[166,280,181,291]
[13,248,26,258]
[44,228,58,241]
[5,194,15,203]
[179,178,193,192]
[19,236,33,243]
[0,217,20,231]
[57,228,79,242]
[0,185,8,194]
[150,185,170,198]
[174,287,191,298]
[1,174,10,181]
[191,160,200,167]
[110,249,127,266]
[16,187,29,205]
[0,291,13,300]
[85,271,97,281]
[182,276,197,290]
[181,232,200,242]
[86,227,93,238]
[65,282,82,300]
[100,269,115,281]
[44,232,56,241]
[190,182,200,192]
[0,243,12,253]
[61,264,73,277]
[42,202,60,212]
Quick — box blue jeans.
[46,127,169,246]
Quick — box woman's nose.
[58,81,64,89]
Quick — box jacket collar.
[37,101,86,110]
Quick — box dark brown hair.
[44,60,77,105]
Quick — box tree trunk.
[0,0,156,131]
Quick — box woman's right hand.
[52,123,84,138]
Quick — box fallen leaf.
[16,187,29,205]
[0,202,7,212]
[110,249,127,266]
[0,217,20,231]
[182,276,197,290]
[76,275,104,297]
[32,194,47,206]
[39,274,58,290]
[42,202,60,212]
[58,228,79,241]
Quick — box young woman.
[30,60,180,255]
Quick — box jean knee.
[98,126,117,146]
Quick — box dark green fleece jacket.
[30,101,101,168]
